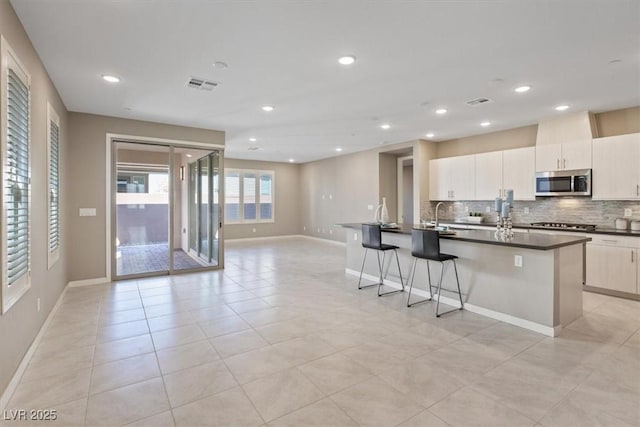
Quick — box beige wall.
[436,125,538,158]
[0,0,69,398]
[67,112,224,281]
[223,159,301,239]
[299,141,418,242]
[595,106,640,137]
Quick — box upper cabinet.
[535,111,596,172]
[431,148,535,201]
[475,151,503,200]
[592,133,640,200]
[503,147,535,200]
[535,141,592,172]
[475,148,535,201]
[429,155,475,201]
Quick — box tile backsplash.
[424,199,640,228]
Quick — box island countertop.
[338,223,591,250]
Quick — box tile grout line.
[134,279,180,427]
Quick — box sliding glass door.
[112,141,223,279]
[182,151,220,269]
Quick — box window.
[224,169,274,223]
[47,103,60,269]
[1,37,31,313]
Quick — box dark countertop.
[433,220,640,237]
[339,223,592,250]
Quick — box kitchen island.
[340,223,592,336]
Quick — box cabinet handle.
[563,158,566,169]
[602,239,619,243]
[637,184,639,196]
[557,159,560,169]
[632,251,635,263]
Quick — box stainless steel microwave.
[535,169,592,196]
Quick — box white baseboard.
[299,235,345,246]
[67,277,110,287]
[345,268,557,337]
[225,234,345,246]
[0,285,68,412]
[225,234,303,242]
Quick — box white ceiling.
[10,0,640,163]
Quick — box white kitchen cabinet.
[586,244,638,294]
[503,147,535,200]
[429,157,449,200]
[429,155,475,201]
[475,151,503,200]
[535,141,592,172]
[474,148,535,201]
[592,133,640,200]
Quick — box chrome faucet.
[435,202,444,228]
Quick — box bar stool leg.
[394,249,405,291]
[436,260,463,318]
[378,250,404,297]
[453,259,464,310]
[426,260,433,299]
[358,249,378,290]
[407,259,432,307]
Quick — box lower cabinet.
[586,237,639,294]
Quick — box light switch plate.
[354,233,358,241]
[464,206,469,212]
[624,208,632,217]
[514,255,523,268]
[367,205,374,210]
[79,208,96,217]
[485,206,491,213]
[524,207,530,214]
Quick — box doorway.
[111,140,223,280]
[397,156,414,225]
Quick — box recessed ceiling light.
[249,137,257,142]
[335,148,343,152]
[481,121,491,127]
[608,59,622,65]
[288,158,295,163]
[338,55,356,65]
[514,85,531,93]
[380,124,391,130]
[425,133,435,138]
[435,108,447,115]
[555,105,570,111]
[261,105,275,112]
[248,146,262,151]
[102,74,120,83]
[213,61,228,69]
[186,154,193,158]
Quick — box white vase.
[374,197,390,224]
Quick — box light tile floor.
[3,237,639,426]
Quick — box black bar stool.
[358,224,405,297]
[407,229,463,317]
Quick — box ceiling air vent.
[186,76,219,91]
[465,97,493,106]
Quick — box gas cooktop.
[530,222,596,232]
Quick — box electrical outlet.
[329,229,333,235]
[303,226,306,231]
[448,206,453,212]
[465,206,469,212]
[368,204,374,210]
[524,207,530,214]
[252,228,256,233]
[329,194,333,200]
[322,194,325,200]
[514,255,523,268]
[625,208,632,217]
[317,227,320,233]
[485,206,491,213]
[354,233,358,241]
[37,298,40,312]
